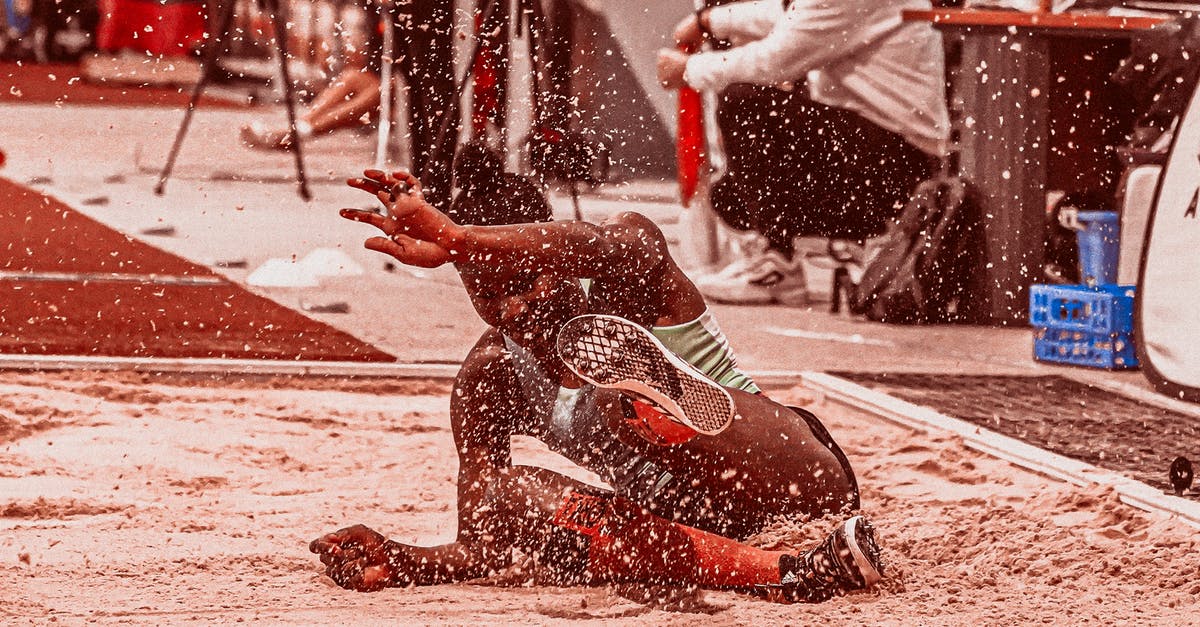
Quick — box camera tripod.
[156,0,311,200]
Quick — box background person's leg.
[701,85,822,304]
[782,104,935,242]
[400,0,455,210]
[301,69,381,133]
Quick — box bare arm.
[451,218,666,279]
[342,169,669,280]
[684,0,895,93]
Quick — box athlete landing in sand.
[311,167,884,602]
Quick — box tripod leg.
[374,1,395,170]
[155,0,239,195]
[266,0,312,200]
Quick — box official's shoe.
[695,246,809,306]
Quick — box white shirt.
[684,0,950,156]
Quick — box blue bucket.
[3,0,32,34]
[1075,211,1120,285]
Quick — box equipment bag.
[849,175,985,324]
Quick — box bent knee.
[606,211,667,242]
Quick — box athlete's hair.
[449,140,553,227]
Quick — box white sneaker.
[695,247,809,306]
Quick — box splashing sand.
[0,372,1195,624]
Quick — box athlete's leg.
[556,315,857,534]
[601,387,858,537]
[481,465,881,601]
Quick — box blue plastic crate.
[1029,283,1135,336]
[1033,327,1139,369]
[1029,283,1138,369]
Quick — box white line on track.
[0,270,226,286]
[764,326,896,347]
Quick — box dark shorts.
[502,339,860,540]
[712,83,937,244]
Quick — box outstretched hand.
[339,208,453,267]
[309,524,402,592]
[345,169,460,246]
[341,169,461,267]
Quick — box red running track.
[0,61,249,109]
[0,177,394,362]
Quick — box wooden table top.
[902,8,1171,32]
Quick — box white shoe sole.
[842,515,884,588]
[555,314,735,435]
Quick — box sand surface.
[1,371,1196,625]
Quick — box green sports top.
[651,309,761,395]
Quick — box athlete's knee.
[607,211,668,245]
[479,469,645,584]
[453,342,513,399]
[478,467,584,529]
[451,343,524,441]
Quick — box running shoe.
[694,246,809,306]
[555,314,735,435]
[771,515,885,603]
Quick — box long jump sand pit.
[1,370,1196,625]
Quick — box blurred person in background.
[242,0,454,207]
[658,0,949,306]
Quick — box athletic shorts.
[502,338,861,538]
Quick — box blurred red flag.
[676,46,706,207]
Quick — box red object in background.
[469,9,508,136]
[0,149,6,168]
[96,0,207,57]
[676,45,705,207]
[0,177,394,361]
[676,84,705,207]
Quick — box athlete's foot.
[770,515,885,603]
[555,314,735,435]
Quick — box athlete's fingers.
[347,176,389,195]
[390,170,422,191]
[309,533,344,555]
[309,524,368,550]
[365,235,403,256]
[339,208,393,230]
[367,235,396,253]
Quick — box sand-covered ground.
[1,370,1196,625]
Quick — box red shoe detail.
[626,398,699,445]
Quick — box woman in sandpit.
[312,165,881,603]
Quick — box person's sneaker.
[555,314,735,435]
[772,515,885,603]
[695,247,808,306]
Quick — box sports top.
[649,309,760,395]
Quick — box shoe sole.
[556,314,735,435]
[842,515,884,588]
